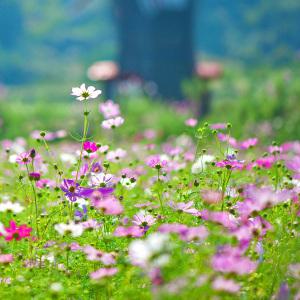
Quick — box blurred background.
[0,0,300,142]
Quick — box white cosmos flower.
[129,233,171,268]
[0,201,24,214]
[60,153,76,164]
[54,222,84,237]
[101,116,124,129]
[191,154,215,174]
[120,178,136,190]
[71,83,102,101]
[89,172,114,187]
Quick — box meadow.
[0,69,300,299]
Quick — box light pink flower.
[114,226,144,238]
[90,267,118,280]
[0,254,13,264]
[101,117,124,129]
[99,100,120,119]
[212,276,240,293]
[185,118,197,127]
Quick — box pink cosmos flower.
[101,117,124,129]
[1,221,32,241]
[217,133,238,148]
[212,276,240,293]
[16,151,32,165]
[99,100,120,119]
[268,145,283,154]
[146,155,168,169]
[0,254,13,264]
[168,201,199,215]
[91,195,123,215]
[211,245,257,275]
[215,159,244,170]
[200,210,239,230]
[83,246,116,265]
[90,267,118,280]
[106,148,127,163]
[239,185,293,215]
[239,138,258,150]
[132,211,156,227]
[230,216,272,243]
[36,178,55,189]
[210,123,227,130]
[200,190,223,204]
[83,141,98,153]
[180,226,208,242]
[114,226,144,238]
[158,224,208,242]
[185,118,198,127]
[81,219,102,230]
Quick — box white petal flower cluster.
[120,178,136,190]
[54,222,84,237]
[71,84,102,101]
[191,155,215,174]
[0,201,24,214]
[129,233,171,268]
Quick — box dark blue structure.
[114,0,195,99]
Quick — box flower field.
[0,84,300,299]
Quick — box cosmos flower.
[120,177,137,190]
[191,155,215,174]
[114,226,145,238]
[83,141,98,153]
[60,179,93,202]
[99,100,120,119]
[36,178,56,189]
[101,117,124,129]
[185,118,198,127]
[106,148,127,163]
[16,151,32,165]
[146,155,168,169]
[90,268,118,281]
[211,245,257,275]
[132,211,156,228]
[54,222,84,237]
[89,172,114,188]
[0,221,32,241]
[212,276,240,293]
[168,201,199,215]
[0,201,24,214]
[71,84,101,101]
[91,194,123,215]
[0,254,13,264]
[129,233,171,268]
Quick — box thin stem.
[25,165,39,238]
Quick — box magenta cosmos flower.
[83,141,98,153]
[0,221,32,241]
